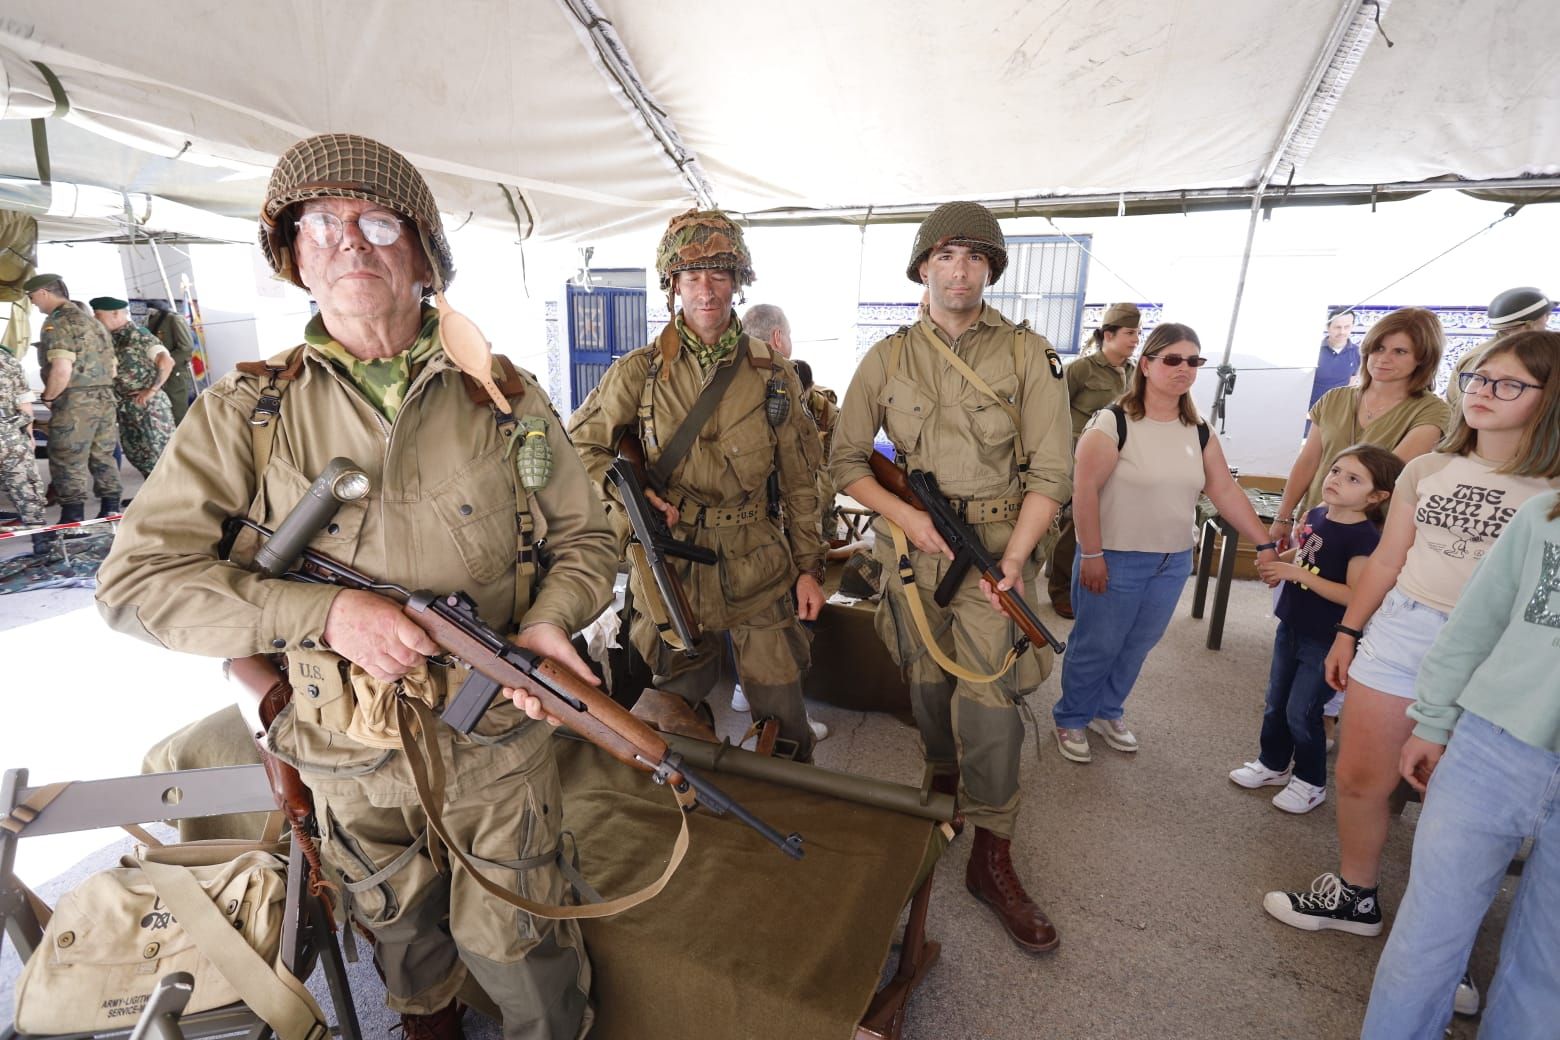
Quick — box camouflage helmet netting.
[655,208,755,291]
[259,132,455,292]
[905,201,1008,284]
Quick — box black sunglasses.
[1146,353,1208,368]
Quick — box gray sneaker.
[1088,717,1139,752]
[1055,727,1092,763]
[1453,973,1480,1016]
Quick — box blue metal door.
[568,284,648,409]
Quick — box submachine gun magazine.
[868,451,1066,655]
[221,509,803,862]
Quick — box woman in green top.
[1270,307,1451,546]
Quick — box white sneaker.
[1055,727,1091,763]
[1272,777,1327,814]
[730,683,750,713]
[1229,760,1291,789]
[1453,973,1480,1016]
[1088,717,1139,752]
[808,717,829,742]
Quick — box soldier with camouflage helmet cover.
[830,200,1073,953]
[96,133,616,1039]
[25,273,122,522]
[569,208,827,760]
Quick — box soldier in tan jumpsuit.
[830,202,1072,953]
[569,211,826,760]
[96,134,616,1040]
[1047,302,1140,617]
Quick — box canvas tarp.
[1,0,1557,240]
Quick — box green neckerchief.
[676,311,743,372]
[306,306,441,421]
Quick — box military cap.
[1100,302,1141,328]
[259,132,455,293]
[89,296,128,311]
[906,202,1007,284]
[1487,286,1552,329]
[655,209,755,291]
[22,273,62,293]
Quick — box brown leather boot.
[394,1001,466,1040]
[965,828,1059,953]
[929,772,965,837]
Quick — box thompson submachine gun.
[868,450,1066,656]
[609,432,716,655]
[222,460,804,861]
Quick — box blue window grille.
[983,235,1092,354]
[567,283,647,409]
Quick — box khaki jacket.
[1065,348,1134,441]
[96,339,617,797]
[830,304,1072,508]
[569,322,824,630]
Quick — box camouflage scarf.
[306,306,442,421]
[676,311,743,372]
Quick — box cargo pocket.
[720,407,775,495]
[719,536,792,604]
[253,455,367,555]
[429,448,517,586]
[878,376,933,456]
[319,805,403,925]
[965,372,1020,449]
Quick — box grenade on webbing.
[515,417,552,491]
[764,377,790,426]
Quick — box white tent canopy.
[2,0,1558,241]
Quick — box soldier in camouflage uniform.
[24,274,121,522]
[830,202,1073,953]
[96,134,616,1040]
[569,210,827,760]
[92,297,176,478]
[146,300,197,424]
[0,346,46,549]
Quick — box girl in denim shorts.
[1265,330,1560,937]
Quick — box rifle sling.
[886,519,1020,685]
[647,336,750,493]
[395,697,694,920]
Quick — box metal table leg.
[1190,519,1218,619]
[1208,519,1239,651]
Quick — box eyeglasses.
[1458,371,1544,401]
[294,211,405,249]
[1146,354,1207,368]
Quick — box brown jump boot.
[394,1001,466,1040]
[965,828,1059,953]
[929,772,965,837]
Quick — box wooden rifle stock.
[865,451,1065,654]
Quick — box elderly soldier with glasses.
[97,133,616,1040]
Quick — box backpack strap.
[1198,420,1211,452]
[1109,403,1127,452]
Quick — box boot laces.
[1293,872,1345,912]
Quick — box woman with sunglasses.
[1054,323,1278,762]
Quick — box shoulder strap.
[1109,403,1127,452]
[884,327,910,381]
[1198,420,1211,452]
[910,322,1025,469]
[463,355,527,406]
[239,346,308,479]
[745,334,774,370]
[647,337,750,492]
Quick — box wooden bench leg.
[857,866,941,1040]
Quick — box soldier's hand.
[131,388,155,407]
[794,573,824,621]
[323,589,441,682]
[898,506,953,559]
[644,487,680,528]
[980,556,1026,613]
[503,622,600,727]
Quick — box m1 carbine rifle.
[609,432,715,655]
[221,459,803,862]
[868,450,1066,656]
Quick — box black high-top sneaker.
[1263,872,1383,936]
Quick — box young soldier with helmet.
[568,209,827,761]
[96,133,617,1039]
[830,201,1073,953]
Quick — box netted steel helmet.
[906,201,1007,284]
[1487,286,1553,329]
[655,208,755,291]
[259,132,455,293]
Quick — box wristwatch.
[1333,623,1365,641]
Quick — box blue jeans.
[1053,548,1192,730]
[1257,621,1333,787]
[1363,713,1560,1039]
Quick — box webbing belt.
[671,498,763,528]
[945,495,1023,524]
[885,519,1019,685]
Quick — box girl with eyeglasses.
[1265,329,1560,943]
[1053,323,1278,763]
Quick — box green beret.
[22,273,62,293]
[89,296,129,311]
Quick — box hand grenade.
[764,376,790,426]
[514,417,553,491]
